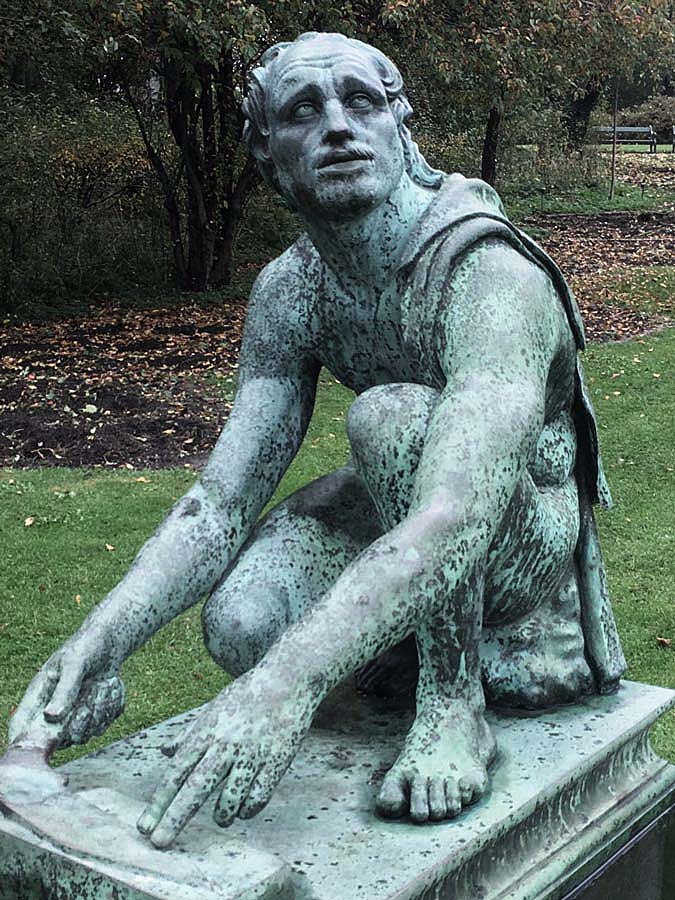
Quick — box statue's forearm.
[77,372,314,662]
[258,508,476,703]
[78,480,245,662]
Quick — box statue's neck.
[303,177,435,293]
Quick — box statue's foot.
[355,634,418,698]
[376,699,496,822]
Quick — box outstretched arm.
[9,268,320,746]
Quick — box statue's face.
[267,38,405,222]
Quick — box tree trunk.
[563,84,601,150]
[481,106,501,186]
[125,52,261,294]
[212,155,259,286]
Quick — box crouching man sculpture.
[8,32,625,849]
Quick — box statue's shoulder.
[251,234,322,308]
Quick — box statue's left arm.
[138,241,571,847]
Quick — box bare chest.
[311,278,434,394]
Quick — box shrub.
[0,89,171,317]
[618,95,675,142]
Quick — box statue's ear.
[242,118,271,165]
[242,121,282,195]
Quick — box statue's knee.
[347,383,439,457]
[202,587,272,677]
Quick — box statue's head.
[242,32,443,221]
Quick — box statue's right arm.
[9,264,320,747]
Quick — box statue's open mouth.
[318,149,374,172]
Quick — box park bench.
[590,125,657,153]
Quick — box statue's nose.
[322,99,353,143]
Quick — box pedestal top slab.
[1,681,674,900]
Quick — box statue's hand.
[9,629,125,750]
[137,672,315,849]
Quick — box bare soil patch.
[1,303,244,469]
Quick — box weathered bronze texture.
[4,32,625,852]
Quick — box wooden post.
[609,77,619,201]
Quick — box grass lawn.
[505,180,674,220]
[2,337,675,764]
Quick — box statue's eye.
[291,101,317,120]
[347,93,372,110]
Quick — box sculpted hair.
[242,32,444,193]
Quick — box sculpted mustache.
[317,148,374,168]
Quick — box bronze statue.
[7,32,624,850]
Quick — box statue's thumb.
[44,667,83,722]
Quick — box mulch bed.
[0,303,245,469]
[1,211,673,469]
[530,210,675,342]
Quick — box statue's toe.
[376,771,407,818]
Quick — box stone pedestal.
[1,680,674,900]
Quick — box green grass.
[606,144,673,153]
[585,330,675,757]
[2,342,675,763]
[506,180,673,220]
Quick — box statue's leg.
[348,384,590,820]
[349,384,495,820]
[347,384,439,698]
[202,465,381,676]
[480,431,594,709]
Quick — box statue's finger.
[237,764,275,820]
[160,708,207,758]
[147,749,233,849]
[213,757,259,828]
[44,661,85,723]
[8,665,60,743]
[65,706,93,746]
[136,746,209,838]
[89,678,126,736]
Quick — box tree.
[86,1,434,292]
[412,0,675,185]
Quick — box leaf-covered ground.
[526,209,675,341]
[2,160,674,469]
[0,303,245,468]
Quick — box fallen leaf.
[105,543,115,552]
[75,594,81,605]
[135,476,150,483]
[656,636,672,647]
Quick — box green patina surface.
[1,31,631,879]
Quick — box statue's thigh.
[206,464,381,633]
[483,473,580,625]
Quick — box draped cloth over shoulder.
[396,174,626,694]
